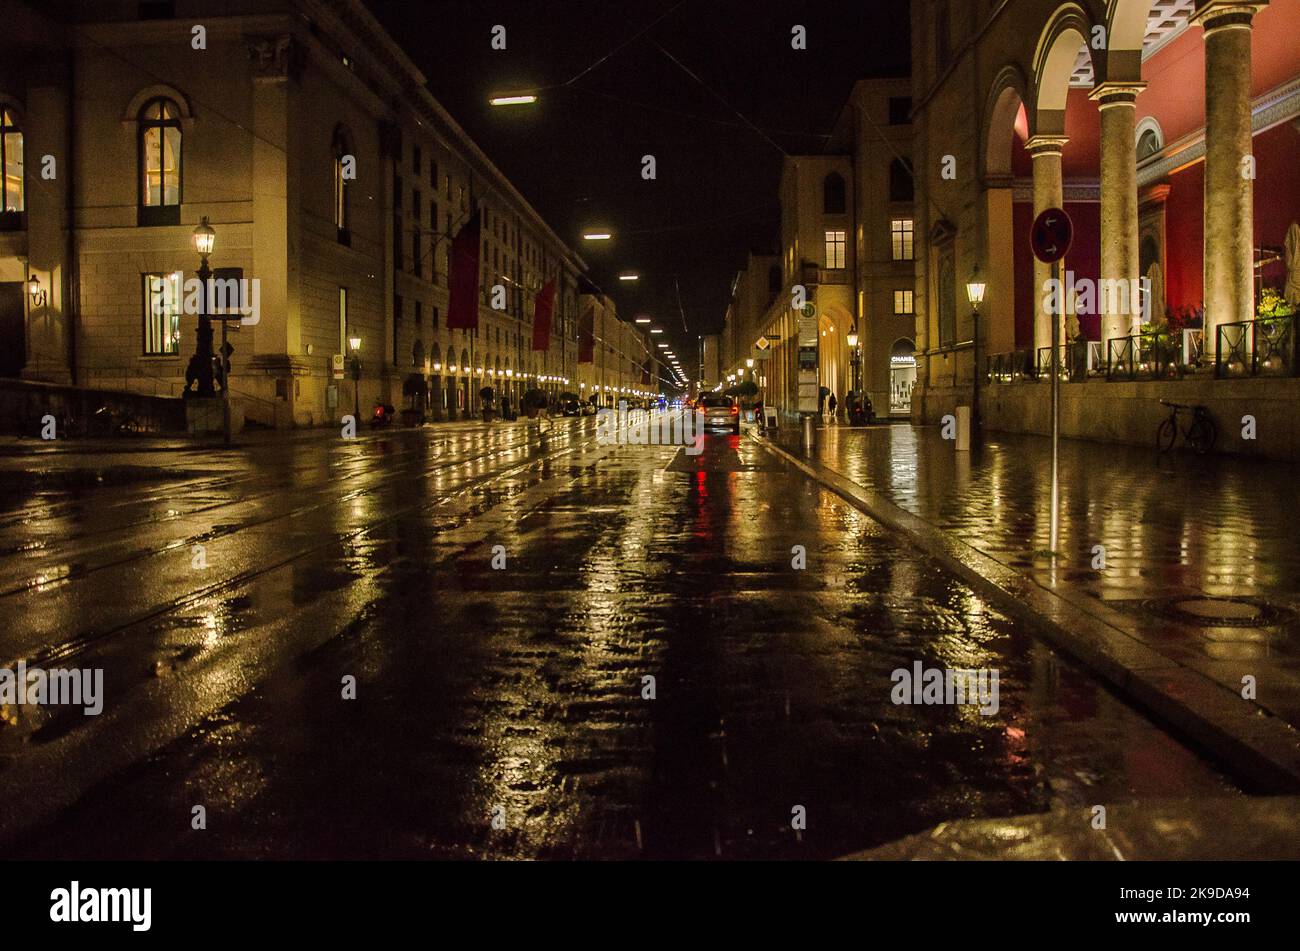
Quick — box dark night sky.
[365,0,911,369]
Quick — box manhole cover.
[1147,596,1293,628]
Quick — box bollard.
[955,405,971,452]
[802,413,815,453]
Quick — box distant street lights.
[966,266,987,437]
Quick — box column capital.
[1089,82,1147,107]
[1190,2,1267,33]
[1025,134,1069,157]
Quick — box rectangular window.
[142,272,182,355]
[891,219,914,261]
[894,290,914,315]
[412,146,421,177]
[432,305,439,329]
[414,300,422,334]
[824,230,846,269]
[429,158,438,189]
[412,189,422,277]
[339,287,348,357]
[393,293,403,364]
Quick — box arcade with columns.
[910,0,1300,457]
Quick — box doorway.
[0,282,25,377]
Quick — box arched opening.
[1031,11,1103,352]
[983,72,1031,355]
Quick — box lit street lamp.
[188,217,217,401]
[847,327,860,396]
[349,335,362,422]
[966,266,987,437]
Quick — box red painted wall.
[1253,121,1300,292]
[1140,0,1300,142]
[1163,123,1300,315]
[1164,161,1203,313]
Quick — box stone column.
[1091,83,1145,344]
[1191,2,1264,359]
[1027,135,1069,356]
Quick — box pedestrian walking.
[828,392,837,420]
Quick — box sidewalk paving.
[759,422,1300,791]
[842,796,1300,860]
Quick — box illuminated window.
[825,230,846,269]
[139,98,181,224]
[142,272,182,355]
[332,126,352,244]
[1,108,23,218]
[894,290,914,315]
[891,219,914,261]
[338,287,348,356]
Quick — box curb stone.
[750,429,1300,792]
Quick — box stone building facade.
[0,0,592,427]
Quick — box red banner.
[531,280,556,351]
[446,210,481,330]
[578,304,595,363]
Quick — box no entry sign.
[1031,208,1073,264]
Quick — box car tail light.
[730,405,738,415]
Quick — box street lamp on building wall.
[966,266,987,436]
[27,274,47,308]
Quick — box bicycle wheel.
[1156,416,1178,453]
[1187,417,1216,455]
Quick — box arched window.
[823,172,846,214]
[412,339,425,368]
[139,98,181,225]
[332,126,353,244]
[889,158,914,203]
[1137,128,1161,161]
[1,107,24,222]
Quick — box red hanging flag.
[446,210,481,330]
[578,304,595,363]
[531,280,556,351]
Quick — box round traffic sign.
[1031,208,1073,264]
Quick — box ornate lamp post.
[190,217,217,399]
[348,335,362,421]
[966,266,987,437]
[847,327,860,396]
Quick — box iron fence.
[1215,315,1295,378]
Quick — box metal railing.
[1215,315,1296,378]
[1035,343,1094,382]
[985,350,1036,384]
[1106,332,1184,381]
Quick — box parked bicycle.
[1156,400,1216,455]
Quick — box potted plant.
[400,373,427,426]
[479,385,497,422]
[522,388,548,419]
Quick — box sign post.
[1032,207,1073,556]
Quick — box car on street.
[699,394,740,434]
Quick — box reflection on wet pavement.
[2,423,1236,859]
